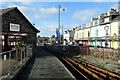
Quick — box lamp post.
[57,5,65,44]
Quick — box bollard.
[8,52,11,75]
[87,47,88,57]
[16,49,18,60]
[20,49,22,64]
[24,48,25,59]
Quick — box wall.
[84,28,91,38]
[69,30,75,41]
[79,29,84,39]
[74,30,79,40]
[2,8,37,46]
[111,21,118,36]
[63,33,70,42]
[91,24,110,38]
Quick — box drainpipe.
[110,20,111,48]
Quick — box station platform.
[19,47,75,80]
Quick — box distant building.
[0,7,40,52]
[63,29,75,45]
[49,35,56,43]
[37,36,50,44]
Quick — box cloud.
[8,3,28,12]
[48,25,58,31]
[64,24,79,30]
[34,7,59,19]
[39,7,58,15]
[8,3,36,20]
[34,14,50,19]
[72,9,97,21]
[36,24,79,37]
[21,2,32,5]
[36,25,58,37]
[0,0,118,2]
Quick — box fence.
[0,46,33,78]
[53,46,90,55]
[51,45,119,62]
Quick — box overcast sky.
[0,1,119,37]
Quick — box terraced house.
[110,16,120,49]
[73,8,120,49]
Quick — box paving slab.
[29,47,75,79]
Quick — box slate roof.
[0,7,16,15]
[112,15,120,22]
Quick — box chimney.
[110,8,116,12]
[91,18,97,22]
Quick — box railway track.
[59,56,120,80]
[44,47,120,80]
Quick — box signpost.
[10,23,20,32]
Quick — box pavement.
[18,47,75,80]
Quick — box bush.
[93,53,97,57]
[113,55,119,61]
[90,50,93,54]
[100,53,103,58]
[90,53,93,56]
[109,57,114,60]
[104,54,108,59]
[110,52,113,56]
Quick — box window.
[104,26,109,35]
[82,32,84,38]
[106,29,109,35]
[95,20,98,25]
[96,29,98,36]
[88,31,90,37]
[79,33,81,38]
[76,33,78,38]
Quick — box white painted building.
[63,29,75,45]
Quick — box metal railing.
[0,46,33,78]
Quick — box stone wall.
[2,8,37,46]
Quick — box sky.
[0,1,119,37]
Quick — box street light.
[57,4,65,44]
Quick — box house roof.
[112,15,120,22]
[37,37,49,41]
[0,7,40,33]
[0,7,16,15]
